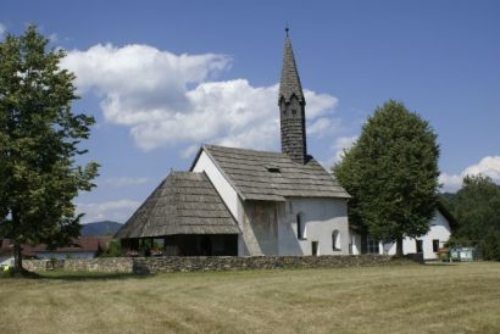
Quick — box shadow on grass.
[424,262,459,267]
[38,271,152,281]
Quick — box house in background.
[0,236,110,265]
[116,32,351,256]
[350,202,457,260]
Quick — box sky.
[1,0,499,223]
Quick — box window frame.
[366,237,380,254]
[416,240,423,253]
[432,239,440,253]
[332,230,341,251]
[296,213,306,240]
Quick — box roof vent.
[266,166,281,173]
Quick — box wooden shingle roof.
[279,34,305,103]
[115,171,239,239]
[193,145,350,201]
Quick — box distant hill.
[81,221,123,237]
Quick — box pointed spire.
[279,29,305,104]
[278,28,308,164]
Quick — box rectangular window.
[297,214,305,240]
[416,240,423,253]
[433,239,440,253]
[366,237,379,254]
[312,241,319,256]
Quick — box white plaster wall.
[381,210,451,259]
[192,151,240,220]
[349,232,361,255]
[421,210,452,259]
[0,256,13,267]
[349,209,452,260]
[279,198,350,256]
[36,252,95,260]
[191,150,248,255]
[349,209,452,259]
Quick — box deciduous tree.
[446,175,500,260]
[0,26,99,275]
[333,100,440,255]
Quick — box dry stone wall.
[23,254,420,274]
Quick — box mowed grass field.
[1,262,499,334]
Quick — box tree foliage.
[445,175,500,261]
[0,26,99,273]
[333,100,440,254]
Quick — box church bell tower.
[279,29,308,164]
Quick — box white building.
[350,204,456,260]
[190,145,350,256]
[116,32,454,259]
[116,33,351,256]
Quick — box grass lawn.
[1,262,499,334]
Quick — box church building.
[115,32,352,256]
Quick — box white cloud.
[77,199,141,224]
[61,43,339,152]
[308,117,340,138]
[439,173,462,192]
[48,33,58,43]
[0,23,6,36]
[101,177,150,187]
[326,135,358,167]
[440,156,500,192]
[319,135,358,169]
[180,144,201,159]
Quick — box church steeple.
[279,29,307,164]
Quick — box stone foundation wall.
[23,254,418,274]
[23,259,65,272]
[23,258,132,273]
[64,257,133,273]
[132,255,398,274]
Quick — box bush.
[480,230,500,261]
[0,266,13,278]
[100,239,122,257]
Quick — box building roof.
[192,144,350,201]
[436,201,459,231]
[115,171,240,239]
[279,34,305,104]
[0,236,110,257]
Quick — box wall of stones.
[23,257,132,273]
[23,259,64,272]
[23,254,420,274]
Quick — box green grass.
[1,262,499,333]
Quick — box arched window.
[332,230,341,251]
[296,213,305,240]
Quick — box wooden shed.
[115,171,240,256]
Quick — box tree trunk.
[13,241,23,273]
[396,237,404,257]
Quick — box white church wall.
[192,150,249,255]
[192,150,351,257]
[192,150,240,220]
[279,198,350,256]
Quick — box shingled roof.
[192,145,350,201]
[279,34,305,103]
[115,172,239,239]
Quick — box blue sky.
[1,0,499,223]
